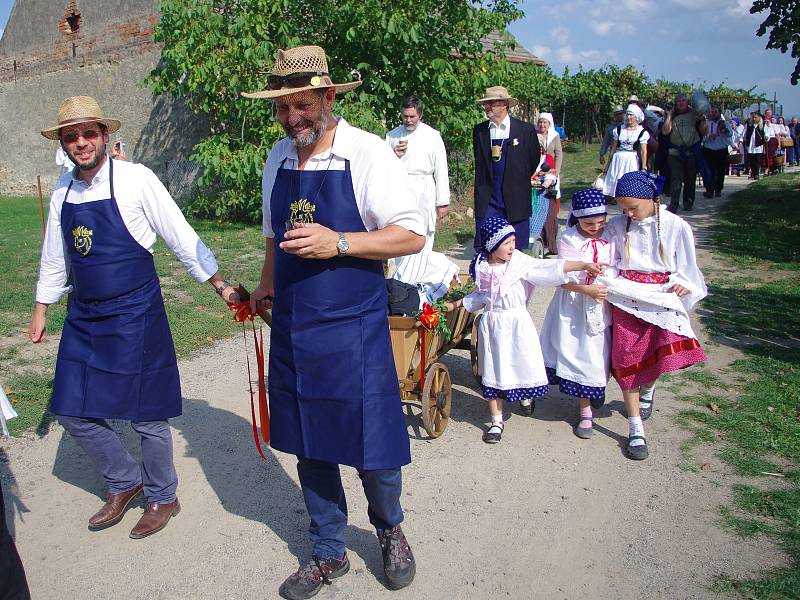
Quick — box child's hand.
[586,284,608,303]
[671,284,690,297]
[584,262,606,276]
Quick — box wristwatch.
[215,279,231,296]
[336,232,349,257]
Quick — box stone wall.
[0,1,207,197]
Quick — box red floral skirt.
[611,306,707,390]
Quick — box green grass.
[1,196,263,435]
[675,172,800,595]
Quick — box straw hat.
[476,86,518,108]
[241,45,362,100]
[41,96,121,140]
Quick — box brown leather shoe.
[88,483,144,530]
[129,499,180,539]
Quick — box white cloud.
[531,45,551,60]
[553,45,619,67]
[552,26,569,40]
[684,54,707,64]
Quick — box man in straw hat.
[29,95,239,539]
[242,45,424,598]
[472,85,541,251]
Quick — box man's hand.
[394,140,408,157]
[280,222,339,259]
[599,155,606,165]
[28,304,47,343]
[436,206,449,221]
[249,285,274,314]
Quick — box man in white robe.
[386,96,452,286]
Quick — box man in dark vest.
[29,96,238,539]
[243,46,424,599]
[472,86,541,250]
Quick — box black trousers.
[0,479,31,600]
[668,153,697,208]
[747,153,762,179]
[703,147,728,194]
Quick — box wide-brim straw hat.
[241,45,362,100]
[476,86,518,108]
[41,96,121,140]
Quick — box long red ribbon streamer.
[230,303,270,459]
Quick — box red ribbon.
[581,238,609,284]
[229,303,270,460]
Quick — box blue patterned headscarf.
[614,171,666,200]
[568,188,607,227]
[469,216,516,279]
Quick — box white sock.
[640,383,656,405]
[491,414,504,426]
[628,416,645,446]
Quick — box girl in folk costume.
[447,217,603,443]
[603,104,650,199]
[540,189,614,439]
[601,171,707,460]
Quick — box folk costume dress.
[601,173,708,390]
[540,191,613,404]
[463,218,569,402]
[602,124,649,197]
[37,158,219,421]
[261,118,425,471]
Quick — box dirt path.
[1,174,790,599]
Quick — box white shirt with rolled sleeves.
[261,117,425,239]
[385,121,450,236]
[35,157,219,304]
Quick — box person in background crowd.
[744,111,771,180]
[472,86,541,251]
[702,106,732,198]
[386,95,450,285]
[536,112,563,256]
[789,116,800,166]
[602,104,649,200]
[600,106,625,166]
[661,92,707,213]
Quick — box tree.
[147,0,522,221]
[751,0,800,85]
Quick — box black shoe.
[714,191,722,197]
[519,400,534,417]
[279,555,350,600]
[482,423,504,443]
[683,202,693,211]
[379,526,416,590]
[702,191,713,199]
[627,436,649,460]
[667,204,678,214]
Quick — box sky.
[0,0,796,117]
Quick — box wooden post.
[36,176,46,239]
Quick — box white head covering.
[626,104,644,124]
[538,112,554,127]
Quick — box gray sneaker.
[379,526,416,590]
[278,555,350,600]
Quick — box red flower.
[418,302,439,330]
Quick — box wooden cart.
[388,285,476,439]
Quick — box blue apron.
[269,158,411,470]
[51,159,181,421]
[475,139,529,250]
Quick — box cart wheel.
[421,363,451,438]
[531,238,544,259]
[470,312,483,386]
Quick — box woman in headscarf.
[536,112,563,255]
[602,104,650,199]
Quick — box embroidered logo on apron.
[286,198,316,227]
[72,225,93,256]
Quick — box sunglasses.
[62,129,102,144]
[267,71,325,90]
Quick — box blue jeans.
[296,457,404,559]
[58,416,177,504]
